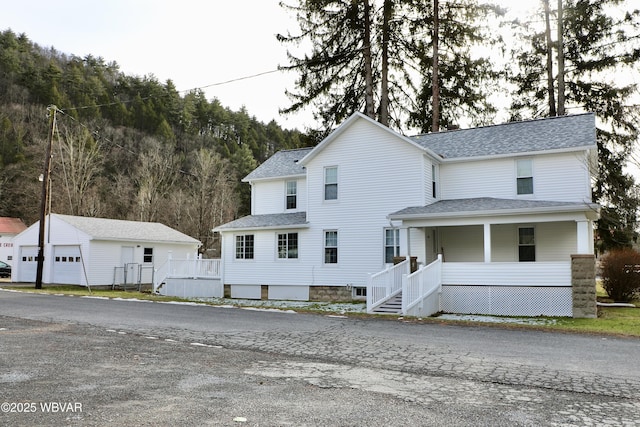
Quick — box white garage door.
[18,246,38,282]
[52,245,82,285]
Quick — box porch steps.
[372,293,403,314]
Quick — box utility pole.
[35,105,57,289]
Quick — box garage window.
[143,247,154,263]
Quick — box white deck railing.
[402,255,442,316]
[153,255,221,293]
[366,258,409,313]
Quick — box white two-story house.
[215,112,599,317]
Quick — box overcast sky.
[1,1,535,131]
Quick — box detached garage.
[11,214,201,287]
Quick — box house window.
[235,235,255,259]
[324,230,338,264]
[384,228,400,263]
[432,164,437,198]
[143,247,154,263]
[352,286,367,298]
[324,167,338,200]
[518,227,535,262]
[516,159,533,195]
[286,181,297,209]
[278,232,298,259]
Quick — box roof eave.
[439,145,597,163]
[389,203,600,221]
[214,223,310,233]
[242,173,306,183]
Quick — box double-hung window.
[143,247,154,263]
[286,181,297,210]
[518,227,535,262]
[384,228,400,263]
[278,232,298,259]
[324,167,338,201]
[324,230,338,264]
[516,159,533,195]
[235,235,254,259]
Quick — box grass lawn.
[3,284,639,338]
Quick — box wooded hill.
[0,29,312,255]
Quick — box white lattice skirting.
[441,285,573,317]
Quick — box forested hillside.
[0,29,312,255]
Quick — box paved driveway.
[1,290,639,426]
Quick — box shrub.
[600,248,640,302]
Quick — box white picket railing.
[153,255,221,293]
[366,258,409,313]
[402,255,442,316]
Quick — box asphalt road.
[1,289,639,426]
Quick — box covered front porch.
[367,198,600,317]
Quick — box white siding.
[12,215,198,286]
[252,178,307,215]
[224,118,430,288]
[441,151,592,202]
[303,119,427,285]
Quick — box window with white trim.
[516,159,533,195]
[277,232,298,259]
[143,247,154,263]
[432,164,437,198]
[384,228,400,263]
[324,167,338,200]
[518,227,535,262]
[235,235,254,259]
[286,180,297,210]
[324,230,338,264]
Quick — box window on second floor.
[235,234,254,259]
[516,159,533,195]
[286,180,297,210]
[324,166,338,201]
[432,164,437,199]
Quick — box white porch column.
[483,223,492,263]
[399,226,410,257]
[576,220,592,254]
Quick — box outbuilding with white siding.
[11,214,200,287]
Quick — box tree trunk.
[431,0,440,132]
[363,0,375,119]
[379,0,392,127]
[544,0,557,117]
[557,0,566,115]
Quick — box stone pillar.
[571,254,597,318]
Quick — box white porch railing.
[366,258,409,313]
[441,261,571,287]
[153,255,221,293]
[402,255,442,316]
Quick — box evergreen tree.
[278,0,504,134]
[509,0,640,250]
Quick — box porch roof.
[214,212,308,232]
[389,198,600,221]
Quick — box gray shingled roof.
[411,113,595,159]
[54,214,200,244]
[243,148,313,181]
[389,198,598,219]
[215,212,308,231]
